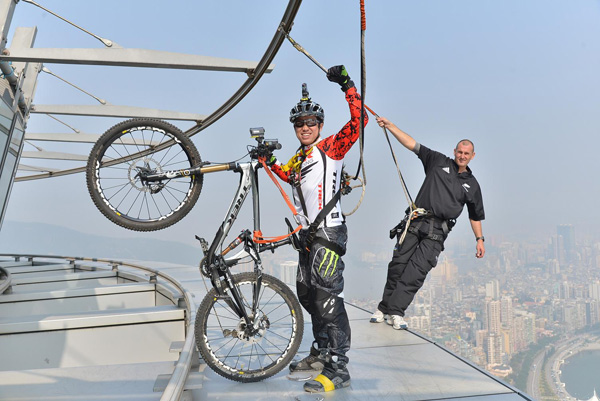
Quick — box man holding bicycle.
[269,65,367,393]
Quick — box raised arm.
[319,65,368,160]
[376,117,416,152]
[470,219,485,259]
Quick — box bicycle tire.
[86,118,203,231]
[195,272,304,383]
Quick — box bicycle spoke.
[211,337,237,355]
[266,329,292,343]
[196,273,303,382]
[255,342,277,364]
[114,183,139,211]
[268,314,292,325]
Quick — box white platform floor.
[0,258,533,401]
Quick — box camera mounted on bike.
[249,127,265,141]
[249,127,281,159]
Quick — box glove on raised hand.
[266,154,277,167]
[327,65,355,92]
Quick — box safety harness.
[284,145,350,256]
[389,208,456,243]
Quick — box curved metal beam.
[16,0,303,182]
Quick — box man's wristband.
[476,236,485,242]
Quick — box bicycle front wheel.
[195,272,304,383]
[86,118,203,231]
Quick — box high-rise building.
[485,279,500,300]
[500,328,513,356]
[559,281,570,300]
[279,261,297,287]
[589,281,600,301]
[486,300,501,334]
[547,258,560,275]
[486,333,504,366]
[585,300,599,326]
[557,224,576,265]
[500,296,513,328]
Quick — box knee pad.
[313,288,346,325]
[296,281,313,314]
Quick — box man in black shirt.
[371,116,485,330]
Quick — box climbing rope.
[355,0,367,184]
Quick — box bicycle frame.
[142,135,301,331]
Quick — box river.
[561,350,600,400]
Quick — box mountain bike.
[86,118,305,382]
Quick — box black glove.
[327,65,355,92]
[266,154,277,167]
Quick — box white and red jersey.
[271,87,367,229]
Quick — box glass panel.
[0,152,16,211]
[0,100,11,161]
[0,102,20,226]
[0,100,12,136]
[9,118,24,154]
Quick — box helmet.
[289,83,324,123]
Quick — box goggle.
[293,118,319,128]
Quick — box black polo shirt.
[413,144,485,221]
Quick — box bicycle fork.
[200,231,266,336]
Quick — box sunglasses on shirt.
[293,118,319,128]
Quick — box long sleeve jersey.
[271,87,367,229]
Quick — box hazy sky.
[2,0,600,258]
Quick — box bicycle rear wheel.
[195,272,304,383]
[86,118,203,231]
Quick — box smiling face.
[453,140,475,172]
[293,116,322,146]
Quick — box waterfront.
[561,349,600,401]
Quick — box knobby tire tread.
[195,272,304,383]
[86,118,203,231]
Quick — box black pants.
[297,224,351,364]
[378,218,445,317]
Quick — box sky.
[2,0,600,261]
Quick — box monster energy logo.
[318,249,339,277]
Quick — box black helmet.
[289,83,324,123]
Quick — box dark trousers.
[297,224,351,364]
[378,218,445,317]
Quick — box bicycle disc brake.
[222,314,271,344]
[131,157,166,194]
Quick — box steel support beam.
[1,48,275,72]
[24,132,163,145]
[30,104,206,121]
[0,0,17,50]
[24,132,100,143]
[20,150,87,161]
[10,27,40,118]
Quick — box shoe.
[370,309,389,323]
[390,314,408,330]
[289,344,326,373]
[303,356,351,393]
